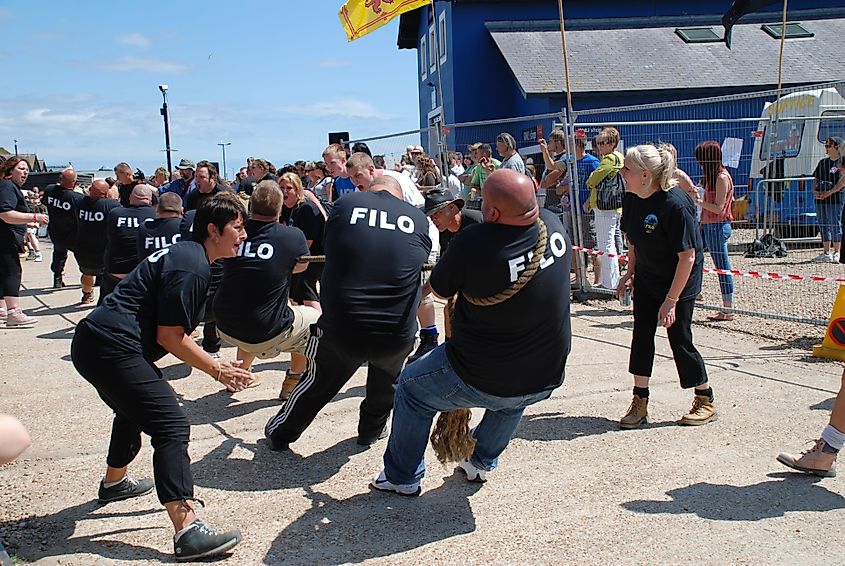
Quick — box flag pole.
[557,0,587,292]
[764,0,789,236]
[430,0,449,188]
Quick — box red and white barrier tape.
[572,245,845,283]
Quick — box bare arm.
[697,172,730,214]
[658,249,696,328]
[157,326,252,391]
[615,243,636,298]
[0,211,48,225]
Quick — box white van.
[748,87,845,237]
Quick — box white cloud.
[317,58,350,69]
[281,99,398,120]
[24,108,96,124]
[101,56,190,74]
[118,32,151,49]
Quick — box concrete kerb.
[0,240,843,565]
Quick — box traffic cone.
[813,284,845,361]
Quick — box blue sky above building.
[0,0,419,177]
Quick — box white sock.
[102,476,126,488]
[821,424,845,450]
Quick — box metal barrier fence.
[348,80,845,331]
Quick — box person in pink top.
[694,141,734,321]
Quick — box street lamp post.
[13,139,18,156]
[217,142,231,181]
[159,85,172,174]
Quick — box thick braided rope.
[462,219,547,307]
[432,219,548,465]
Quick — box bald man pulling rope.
[371,168,573,496]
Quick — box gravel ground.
[1,242,845,565]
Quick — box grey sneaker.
[97,475,155,504]
[5,309,37,328]
[174,519,242,561]
[370,470,421,496]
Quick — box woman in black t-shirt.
[279,172,327,398]
[70,193,252,561]
[0,157,48,327]
[616,145,715,430]
[813,136,844,262]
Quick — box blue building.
[398,1,844,190]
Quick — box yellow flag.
[339,0,429,42]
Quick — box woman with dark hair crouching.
[616,145,716,429]
[70,192,252,561]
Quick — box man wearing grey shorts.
[213,181,318,396]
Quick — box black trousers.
[628,285,708,389]
[98,273,121,306]
[200,263,222,353]
[51,241,69,276]
[265,325,414,445]
[71,321,193,505]
[0,251,22,297]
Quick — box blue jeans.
[382,345,555,485]
[816,201,844,243]
[701,222,733,303]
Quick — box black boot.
[408,333,438,364]
[53,274,66,289]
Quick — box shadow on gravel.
[161,362,192,381]
[810,397,835,411]
[263,478,480,565]
[515,413,674,442]
[621,472,845,521]
[573,309,627,318]
[192,436,368,492]
[36,326,76,340]
[588,321,634,330]
[181,389,280,425]
[252,360,291,373]
[0,501,168,563]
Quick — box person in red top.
[693,141,734,322]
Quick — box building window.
[761,22,814,40]
[420,35,427,80]
[438,11,447,64]
[675,27,722,43]
[429,25,437,73]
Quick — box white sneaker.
[833,253,840,263]
[457,459,487,483]
[812,252,832,263]
[34,251,43,262]
[6,309,37,328]
[370,470,421,496]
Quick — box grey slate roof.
[488,18,845,96]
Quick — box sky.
[0,0,421,179]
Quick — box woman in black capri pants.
[71,192,253,561]
[615,144,716,429]
[0,157,48,327]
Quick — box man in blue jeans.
[371,169,572,496]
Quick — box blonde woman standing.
[616,145,716,429]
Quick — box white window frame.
[438,11,447,64]
[420,34,427,80]
[428,25,437,74]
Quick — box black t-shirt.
[282,199,325,254]
[137,217,183,260]
[117,181,139,207]
[181,210,197,240]
[319,191,432,341]
[214,219,310,343]
[42,184,84,246]
[439,209,483,253]
[431,208,571,397]
[237,174,278,197]
[185,183,224,212]
[76,197,121,267]
[814,157,842,204]
[104,205,156,274]
[0,180,30,252]
[81,241,211,362]
[620,187,703,299]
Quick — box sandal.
[706,312,734,322]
